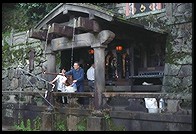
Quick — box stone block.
[164,63,181,75]
[41,112,55,131]
[8,69,15,80]
[10,78,19,89]
[178,65,192,77]
[166,99,181,113]
[2,77,11,90]
[2,69,8,79]
[87,116,106,131]
[67,115,78,131]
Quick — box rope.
[70,18,77,69]
[44,25,51,54]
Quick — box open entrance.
[104,33,167,88]
[60,47,94,79]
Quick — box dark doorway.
[60,47,94,79]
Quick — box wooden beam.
[109,111,192,123]
[76,17,100,33]
[28,29,54,41]
[30,17,101,41]
[48,23,74,38]
[51,33,94,51]
[65,4,114,21]
[102,92,192,100]
[52,92,94,97]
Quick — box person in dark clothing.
[65,62,85,105]
[65,62,84,92]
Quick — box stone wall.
[163,3,192,93]
[2,30,51,103]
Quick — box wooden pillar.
[29,49,35,72]
[67,115,79,131]
[92,46,106,110]
[143,50,147,68]
[87,116,106,131]
[45,43,56,82]
[130,46,134,76]
[91,30,115,110]
[41,111,55,131]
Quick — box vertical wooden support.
[93,46,106,110]
[41,111,55,131]
[87,116,106,131]
[29,49,35,72]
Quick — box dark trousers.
[57,90,67,104]
[88,80,95,92]
[76,83,84,92]
[76,83,86,104]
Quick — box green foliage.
[2,37,43,69]
[14,119,31,131]
[104,113,126,131]
[165,35,175,64]
[3,3,119,34]
[165,34,190,64]
[33,116,41,131]
[2,3,59,33]
[16,3,58,22]
[14,117,41,131]
[14,120,25,131]
[2,40,13,68]
[26,119,32,131]
[55,119,67,131]
[3,5,30,33]
[76,117,87,131]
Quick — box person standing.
[65,62,84,92]
[87,63,95,92]
[49,68,67,104]
[65,62,85,104]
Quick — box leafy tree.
[2,3,117,34]
[2,3,59,33]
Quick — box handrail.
[18,67,51,83]
[2,91,191,100]
[17,67,55,109]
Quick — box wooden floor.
[84,79,162,92]
[84,79,130,86]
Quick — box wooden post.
[87,116,106,131]
[41,111,55,131]
[45,43,56,88]
[29,49,35,72]
[92,30,115,110]
[93,46,106,110]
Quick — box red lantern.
[116,46,123,51]
[88,49,94,54]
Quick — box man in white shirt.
[87,63,95,92]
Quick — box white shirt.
[56,75,67,91]
[63,84,77,92]
[87,66,95,81]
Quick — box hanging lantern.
[116,46,123,51]
[88,49,94,54]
